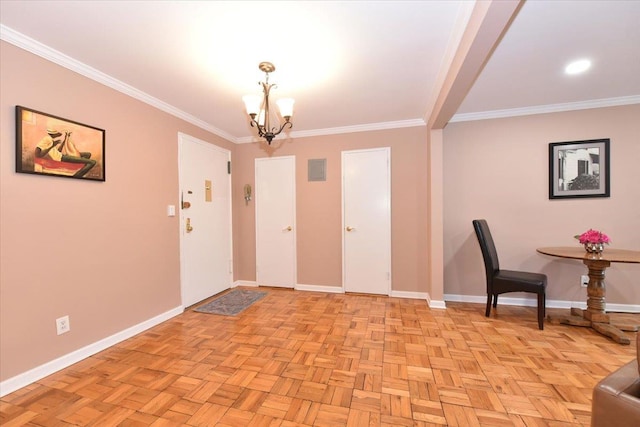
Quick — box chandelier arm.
[271,120,293,137]
[248,116,265,135]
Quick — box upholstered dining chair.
[472,219,547,330]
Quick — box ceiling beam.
[429,0,524,130]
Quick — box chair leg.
[537,292,545,330]
[485,294,492,317]
[493,294,498,308]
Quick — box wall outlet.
[56,315,70,335]
[581,275,589,287]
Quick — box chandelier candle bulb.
[276,98,295,119]
[242,95,262,116]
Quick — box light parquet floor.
[1,288,638,426]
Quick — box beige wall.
[0,41,234,381]
[443,104,640,304]
[233,128,430,293]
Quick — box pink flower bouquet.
[574,229,611,245]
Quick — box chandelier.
[242,62,294,145]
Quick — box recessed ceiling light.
[565,59,592,75]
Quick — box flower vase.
[584,242,604,254]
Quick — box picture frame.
[16,105,105,181]
[549,138,609,199]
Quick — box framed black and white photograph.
[549,138,609,199]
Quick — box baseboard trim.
[0,306,183,398]
[595,302,640,313]
[387,290,447,309]
[295,284,344,293]
[444,294,640,313]
[237,284,448,308]
[427,299,447,310]
[233,280,258,288]
[389,290,425,300]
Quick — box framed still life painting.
[16,105,105,181]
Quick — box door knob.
[283,226,293,231]
[346,226,355,232]
[186,218,193,233]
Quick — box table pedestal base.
[548,308,637,345]
[536,247,640,345]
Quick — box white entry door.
[178,133,232,307]
[255,156,296,288]
[342,147,391,295]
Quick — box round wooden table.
[537,247,640,344]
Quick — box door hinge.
[227,161,231,174]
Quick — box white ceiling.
[456,0,640,121]
[1,1,639,143]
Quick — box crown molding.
[2,24,424,145]
[450,95,640,123]
[1,25,237,143]
[235,119,426,144]
[8,24,634,142]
